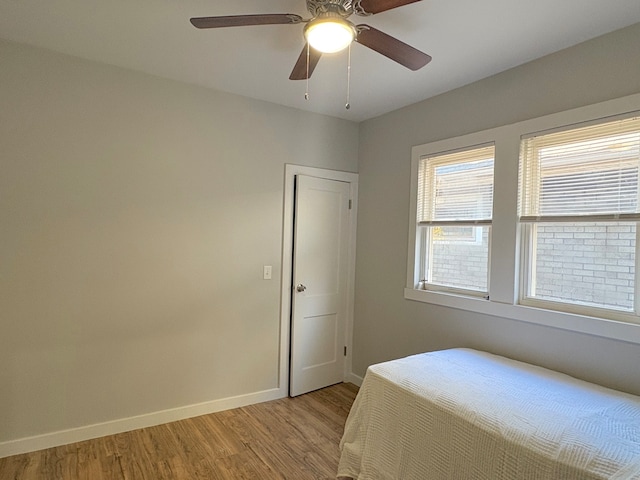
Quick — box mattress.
[338,348,640,479]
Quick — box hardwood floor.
[0,383,359,480]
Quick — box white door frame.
[277,164,358,397]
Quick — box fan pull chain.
[345,43,352,110]
[305,42,310,101]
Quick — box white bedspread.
[338,349,640,479]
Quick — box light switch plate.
[263,265,272,280]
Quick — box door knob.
[296,284,307,292]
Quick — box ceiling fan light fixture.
[304,16,356,54]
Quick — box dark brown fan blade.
[289,45,323,80]
[190,14,303,29]
[356,25,431,70]
[355,0,421,15]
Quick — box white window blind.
[417,145,495,225]
[520,116,640,222]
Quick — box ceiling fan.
[190,0,432,81]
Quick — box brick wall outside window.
[533,224,636,310]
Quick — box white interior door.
[290,175,351,397]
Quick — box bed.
[338,348,640,479]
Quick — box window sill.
[404,288,640,345]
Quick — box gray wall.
[354,23,640,395]
[0,39,358,443]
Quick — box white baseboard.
[0,387,285,459]
[345,372,364,387]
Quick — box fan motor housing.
[306,0,354,18]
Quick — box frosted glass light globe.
[304,18,355,54]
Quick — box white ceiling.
[1,0,639,122]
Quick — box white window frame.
[406,92,640,346]
[518,115,640,321]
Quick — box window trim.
[406,92,640,345]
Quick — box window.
[407,94,640,342]
[416,145,495,295]
[519,116,640,317]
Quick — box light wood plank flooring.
[0,383,359,480]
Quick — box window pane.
[428,225,490,292]
[528,222,636,311]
